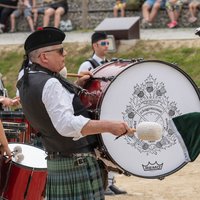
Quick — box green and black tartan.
[46,155,105,200]
[172,112,200,161]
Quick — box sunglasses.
[38,47,65,58]
[98,41,109,46]
[42,47,64,56]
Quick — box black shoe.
[104,186,115,195]
[109,184,127,195]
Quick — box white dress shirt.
[42,78,90,140]
[78,54,105,74]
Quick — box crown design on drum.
[142,161,163,171]
[122,74,181,155]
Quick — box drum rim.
[94,59,200,102]
[96,59,200,178]
[0,110,26,120]
[8,142,47,170]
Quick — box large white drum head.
[9,143,47,169]
[99,60,200,178]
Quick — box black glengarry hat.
[195,27,200,36]
[91,32,107,44]
[24,27,65,54]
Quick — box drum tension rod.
[88,109,100,118]
[92,76,115,82]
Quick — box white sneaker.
[0,24,5,29]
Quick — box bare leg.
[113,5,118,17]
[174,9,181,21]
[43,8,55,27]
[32,9,38,26]
[10,14,16,32]
[192,3,200,17]
[149,2,161,23]
[54,7,65,28]
[167,9,175,22]
[188,2,198,23]
[142,2,151,22]
[121,3,126,17]
[26,16,35,32]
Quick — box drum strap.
[27,63,88,96]
[86,58,109,69]
[86,58,100,69]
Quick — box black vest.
[17,64,98,153]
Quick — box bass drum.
[0,143,47,200]
[80,59,200,179]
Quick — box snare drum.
[80,59,200,179]
[0,143,47,200]
[4,129,22,143]
[0,75,8,111]
[0,111,31,143]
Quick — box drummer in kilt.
[17,27,133,200]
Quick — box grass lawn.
[1,40,200,97]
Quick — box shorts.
[12,7,32,18]
[46,0,68,14]
[191,0,200,3]
[166,0,184,11]
[37,7,45,14]
[145,0,166,9]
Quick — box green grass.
[1,40,200,97]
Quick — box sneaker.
[167,21,178,28]
[109,184,127,195]
[104,186,115,195]
[9,30,16,33]
[141,19,152,29]
[0,23,5,29]
[0,24,4,33]
[188,16,197,24]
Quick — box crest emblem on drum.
[123,74,182,155]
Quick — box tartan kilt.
[46,155,105,200]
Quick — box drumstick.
[115,128,136,140]
[67,73,114,82]
[115,122,163,141]
[67,73,83,78]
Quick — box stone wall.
[14,0,198,32]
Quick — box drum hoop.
[0,111,26,120]
[91,60,136,113]
[96,59,200,178]
[95,60,200,104]
[92,61,115,74]
[92,60,134,74]
[8,142,47,170]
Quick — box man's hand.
[11,96,21,106]
[0,144,12,162]
[75,71,92,87]
[0,96,20,107]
